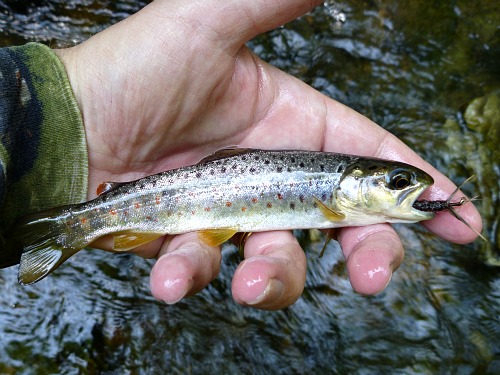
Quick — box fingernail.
[246,278,284,306]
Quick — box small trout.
[13,148,435,284]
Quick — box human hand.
[54,0,482,310]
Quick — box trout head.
[335,159,435,224]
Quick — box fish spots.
[337,165,344,173]
[277,166,283,173]
[109,208,117,215]
[134,202,141,209]
[241,207,247,212]
[277,193,284,200]
[299,195,305,203]
[290,202,296,210]
[249,167,256,173]
[320,164,325,172]
[266,202,272,208]
[80,217,87,224]
[300,162,305,168]
[321,194,327,201]
[204,207,211,212]
[264,159,270,165]
[196,172,202,178]
[226,201,232,207]
[221,167,227,173]
[251,198,258,203]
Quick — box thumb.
[151,0,323,49]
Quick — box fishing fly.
[412,175,486,241]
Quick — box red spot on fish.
[241,207,247,212]
[204,207,211,212]
[80,218,87,224]
[191,211,196,215]
[251,198,258,203]
[109,209,117,215]
[226,202,232,207]
[267,202,272,208]
[277,193,284,200]
[134,202,141,209]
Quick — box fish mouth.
[395,183,435,222]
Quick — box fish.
[12,148,435,285]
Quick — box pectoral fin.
[198,228,238,247]
[313,197,345,222]
[319,228,338,258]
[113,231,165,251]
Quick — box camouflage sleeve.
[0,42,88,267]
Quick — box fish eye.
[388,169,413,190]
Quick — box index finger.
[321,101,482,243]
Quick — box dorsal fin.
[197,148,258,164]
[96,181,127,196]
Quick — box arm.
[0,43,87,267]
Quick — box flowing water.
[1,1,499,374]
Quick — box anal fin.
[198,228,238,247]
[113,231,165,251]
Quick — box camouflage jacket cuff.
[0,42,88,267]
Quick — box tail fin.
[13,206,82,285]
